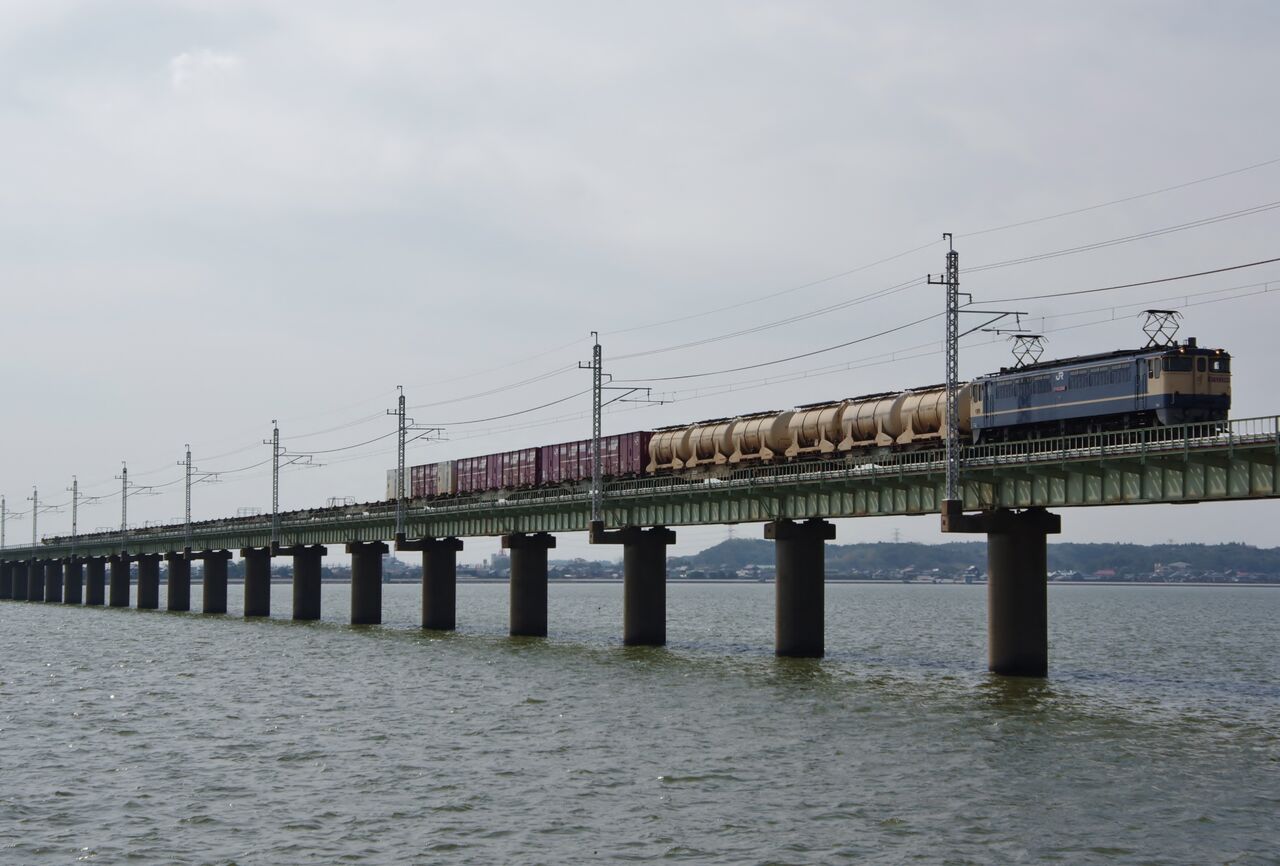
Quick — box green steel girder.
[4,417,1280,561]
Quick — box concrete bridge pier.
[765,519,836,658]
[136,554,161,609]
[14,561,32,600]
[397,536,464,631]
[28,560,45,601]
[943,504,1061,677]
[590,523,676,646]
[279,545,327,621]
[84,557,107,606]
[63,559,83,604]
[197,551,232,614]
[0,561,14,599]
[108,555,131,607]
[165,552,191,612]
[44,560,63,603]
[347,541,389,625]
[240,547,273,618]
[502,532,556,637]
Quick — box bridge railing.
[23,416,1280,554]
[964,415,1279,466]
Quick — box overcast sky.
[3,1,1279,564]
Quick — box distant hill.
[671,538,1280,576]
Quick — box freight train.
[388,338,1231,499]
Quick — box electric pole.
[67,476,79,558]
[927,233,961,504]
[266,421,281,547]
[928,234,1027,524]
[395,387,406,538]
[184,445,192,550]
[28,486,38,550]
[385,389,442,541]
[178,445,217,552]
[579,332,604,525]
[1,495,6,550]
[116,462,129,552]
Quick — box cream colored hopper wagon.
[646,384,973,472]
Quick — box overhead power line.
[618,312,942,383]
[987,256,1280,303]
[962,154,1280,238]
[968,201,1280,273]
[604,239,941,337]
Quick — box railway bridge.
[2,416,1278,676]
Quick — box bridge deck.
[6,416,1278,559]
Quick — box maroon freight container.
[410,461,456,498]
[456,450,539,493]
[455,455,494,494]
[499,447,541,488]
[539,431,653,484]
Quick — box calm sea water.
[1,582,1276,865]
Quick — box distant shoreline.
[188,578,1280,588]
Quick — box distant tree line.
[670,539,1280,576]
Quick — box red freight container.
[539,431,653,484]
[453,449,541,493]
[499,448,541,488]
[408,461,457,498]
[455,455,495,494]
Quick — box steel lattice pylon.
[943,238,960,502]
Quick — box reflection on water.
[0,582,1275,864]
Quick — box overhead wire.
[610,276,926,361]
[603,239,941,336]
[615,312,943,383]
[961,154,1280,238]
[967,201,1280,273]
[983,256,1280,303]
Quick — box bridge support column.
[84,557,107,606]
[347,541,389,625]
[28,560,45,601]
[0,561,13,599]
[14,561,31,600]
[108,555,131,607]
[196,551,231,614]
[942,504,1061,677]
[165,552,191,612]
[240,548,272,618]
[502,532,556,637]
[765,519,836,658]
[590,523,676,646]
[44,560,63,603]
[278,545,327,621]
[397,536,464,630]
[63,559,83,604]
[136,554,161,609]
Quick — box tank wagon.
[388,338,1230,501]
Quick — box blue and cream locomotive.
[969,338,1231,442]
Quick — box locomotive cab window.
[1196,357,1207,372]
[1163,356,1192,373]
[1211,357,1230,372]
